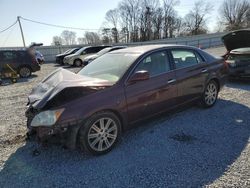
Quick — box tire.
[74,59,83,67]
[78,111,121,155]
[201,80,219,108]
[19,66,31,78]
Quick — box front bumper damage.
[25,107,81,150]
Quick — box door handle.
[167,79,176,84]
[201,69,208,73]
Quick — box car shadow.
[53,63,72,69]
[226,78,250,91]
[17,75,38,83]
[0,99,249,187]
[0,75,38,85]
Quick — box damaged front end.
[25,68,111,149]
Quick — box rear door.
[125,50,177,123]
[169,49,208,103]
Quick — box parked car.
[35,50,45,64]
[222,29,250,78]
[26,45,227,155]
[0,50,40,78]
[63,46,111,67]
[83,46,127,65]
[56,48,80,65]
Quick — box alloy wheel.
[204,82,218,106]
[87,118,118,152]
[19,67,31,78]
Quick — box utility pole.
[17,16,26,47]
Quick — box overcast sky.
[0,0,224,47]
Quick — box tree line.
[52,0,250,46]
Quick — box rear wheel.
[78,111,121,155]
[74,59,82,67]
[201,80,218,108]
[19,66,31,78]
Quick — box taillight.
[225,60,236,68]
[31,56,38,64]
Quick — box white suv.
[64,46,110,66]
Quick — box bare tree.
[162,0,179,38]
[105,9,120,43]
[84,32,101,44]
[118,0,141,42]
[219,0,250,30]
[138,0,160,41]
[77,37,86,45]
[101,28,112,44]
[61,30,76,45]
[183,0,213,35]
[152,7,164,39]
[51,36,63,46]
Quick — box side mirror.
[128,70,150,84]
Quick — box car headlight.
[31,108,64,127]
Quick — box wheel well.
[210,78,220,91]
[99,109,124,131]
[74,59,82,63]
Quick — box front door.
[125,50,177,123]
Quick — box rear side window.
[170,50,202,69]
[2,51,17,61]
[86,47,101,54]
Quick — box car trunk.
[222,30,250,52]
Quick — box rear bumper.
[228,66,250,77]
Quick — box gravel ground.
[0,47,250,188]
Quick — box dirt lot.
[0,47,250,187]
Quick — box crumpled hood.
[28,68,112,109]
[222,30,250,51]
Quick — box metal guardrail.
[0,31,227,62]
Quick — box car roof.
[109,44,197,55]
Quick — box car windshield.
[96,48,112,56]
[64,49,72,54]
[75,47,88,55]
[78,53,139,84]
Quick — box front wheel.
[201,80,218,108]
[78,111,121,155]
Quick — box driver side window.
[134,51,170,77]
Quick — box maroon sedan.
[26,45,227,155]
